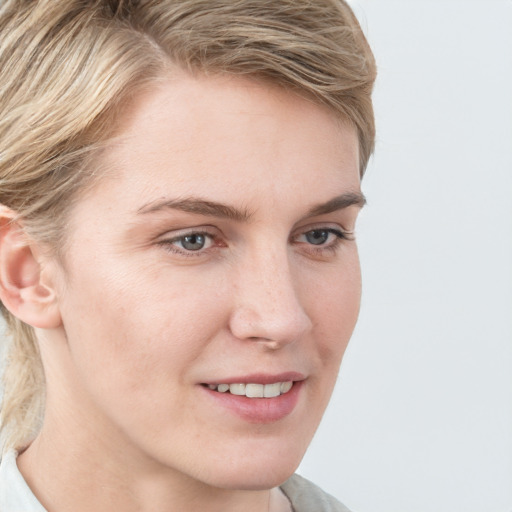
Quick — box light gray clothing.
[0,450,46,512]
[281,473,352,512]
[0,449,351,512]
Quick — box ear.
[0,207,62,329]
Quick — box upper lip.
[202,371,306,385]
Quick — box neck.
[18,430,288,512]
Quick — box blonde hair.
[0,0,376,452]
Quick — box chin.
[188,438,309,491]
[201,464,300,491]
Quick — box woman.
[0,0,376,510]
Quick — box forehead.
[81,72,360,219]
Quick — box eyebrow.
[305,191,366,217]
[138,197,252,221]
[137,191,366,221]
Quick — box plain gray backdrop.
[298,1,512,512]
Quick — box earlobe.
[0,208,62,329]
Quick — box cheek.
[305,252,361,379]
[53,261,235,456]
[310,251,361,334]
[57,259,229,396]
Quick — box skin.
[12,72,364,512]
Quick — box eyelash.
[293,227,353,255]
[157,229,220,257]
[158,226,353,258]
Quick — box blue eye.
[180,233,207,251]
[298,228,345,246]
[162,231,216,254]
[293,226,354,257]
[304,229,331,245]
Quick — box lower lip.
[201,381,303,424]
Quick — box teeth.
[264,382,281,398]
[229,383,246,396]
[206,381,294,398]
[280,381,293,394]
[246,383,264,398]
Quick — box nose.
[228,248,313,348]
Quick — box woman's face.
[47,73,363,489]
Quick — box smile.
[205,381,293,398]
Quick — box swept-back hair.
[0,0,376,452]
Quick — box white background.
[1,1,511,512]
[298,1,512,512]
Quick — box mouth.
[202,381,293,398]
[200,375,304,423]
